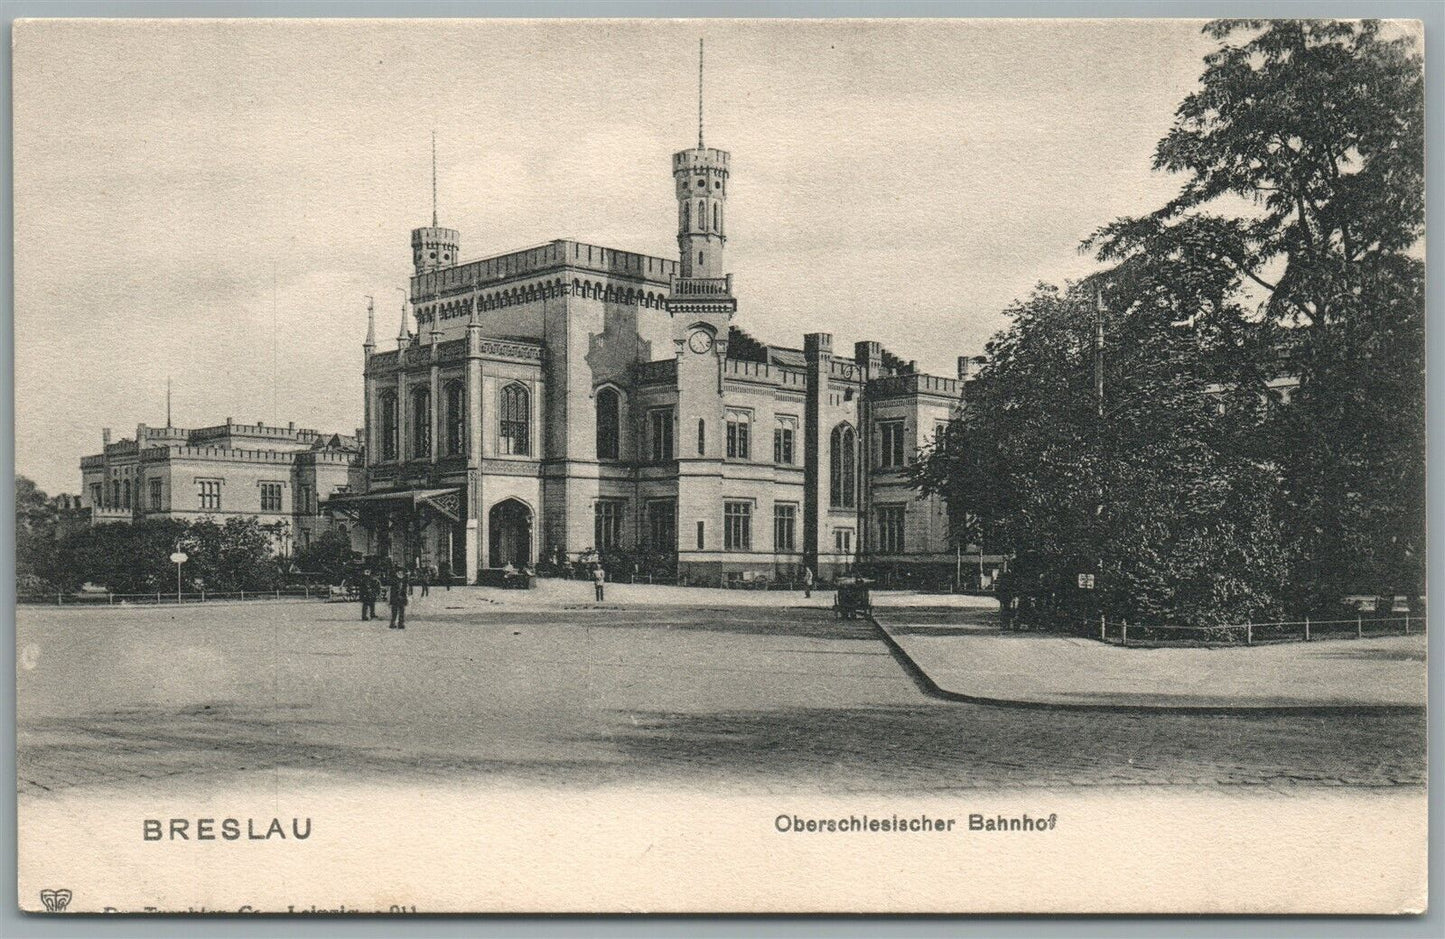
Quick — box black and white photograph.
[11,15,1429,913]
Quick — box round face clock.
[688,330,714,354]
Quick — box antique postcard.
[13,17,1427,913]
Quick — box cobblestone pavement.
[17,597,1426,798]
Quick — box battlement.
[673,148,730,169]
[721,358,808,389]
[412,239,678,301]
[140,445,311,465]
[868,372,964,401]
[190,419,319,440]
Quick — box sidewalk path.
[872,607,1427,710]
[397,579,996,611]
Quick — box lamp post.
[169,545,189,604]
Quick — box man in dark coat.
[389,569,409,629]
[359,568,378,621]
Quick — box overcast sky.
[14,18,1218,493]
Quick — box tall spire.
[396,286,410,346]
[364,295,376,350]
[166,377,172,429]
[431,129,438,227]
[697,37,705,150]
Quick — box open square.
[18,587,1427,798]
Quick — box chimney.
[957,356,971,381]
[288,421,295,432]
[102,427,112,446]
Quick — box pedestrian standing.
[420,564,431,598]
[593,563,606,602]
[439,559,451,591]
[359,568,377,621]
[389,569,409,629]
[802,565,814,599]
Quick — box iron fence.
[18,586,331,607]
[1096,614,1424,647]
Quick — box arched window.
[595,387,620,460]
[444,380,465,456]
[697,199,705,231]
[379,391,398,461]
[713,202,719,232]
[830,424,857,509]
[500,383,530,456]
[411,387,431,458]
[112,479,120,507]
[682,201,690,231]
[122,479,131,509]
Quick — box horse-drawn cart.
[833,577,874,619]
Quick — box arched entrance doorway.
[488,499,532,569]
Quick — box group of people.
[353,560,820,622]
[356,560,451,630]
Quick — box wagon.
[833,577,874,619]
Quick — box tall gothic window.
[830,424,857,509]
[500,383,530,456]
[411,387,431,458]
[379,391,398,461]
[682,201,690,231]
[445,380,465,456]
[596,387,620,460]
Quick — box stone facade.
[74,420,363,555]
[343,121,985,587]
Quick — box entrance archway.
[488,499,533,569]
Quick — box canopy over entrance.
[323,488,462,523]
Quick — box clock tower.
[667,38,736,347]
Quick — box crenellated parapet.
[867,372,964,401]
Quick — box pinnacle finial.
[396,286,410,345]
[364,295,376,349]
[431,129,438,228]
[698,38,705,150]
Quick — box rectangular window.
[696,520,706,551]
[90,483,102,506]
[148,479,162,511]
[878,505,906,554]
[773,503,797,553]
[594,499,625,552]
[261,482,283,513]
[299,485,312,514]
[834,528,853,555]
[726,410,751,459]
[724,501,752,551]
[649,409,675,462]
[773,417,796,465]
[697,418,706,455]
[879,420,906,468]
[197,479,221,511]
[647,500,677,552]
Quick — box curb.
[865,614,1424,716]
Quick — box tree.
[1125,20,1424,608]
[15,476,61,590]
[294,529,355,585]
[913,281,1289,628]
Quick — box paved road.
[16,595,1426,797]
